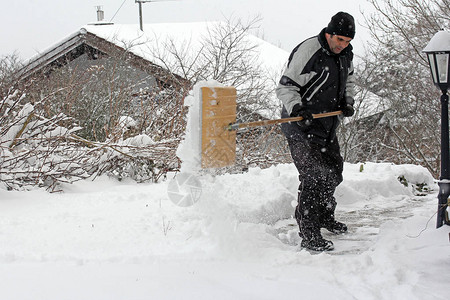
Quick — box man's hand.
[291,104,313,128]
[342,104,355,117]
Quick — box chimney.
[89,5,113,26]
[96,6,104,22]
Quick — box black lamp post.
[423,30,450,228]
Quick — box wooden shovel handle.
[226,110,342,131]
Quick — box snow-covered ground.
[0,162,448,300]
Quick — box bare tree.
[340,0,449,177]
[144,17,290,171]
[1,51,183,191]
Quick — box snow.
[0,161,448,299]
[125,134,154,147]
[423,30,450,52]
[82,22,288,79]
[118,116,137,129]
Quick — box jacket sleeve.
[344,60,355,106]
[276,39,319,116]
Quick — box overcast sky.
[1,0,373,60]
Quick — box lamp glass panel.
[436,53,449,84]
[427,53,438,84]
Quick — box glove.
[341,104,355,117]
[290,104,313,128]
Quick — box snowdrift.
[0,161,448,300]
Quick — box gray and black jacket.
[276,28,355,146]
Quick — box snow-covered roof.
[356,90,388,120]
[82,22,288,77]
[20,22,289,82]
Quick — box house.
[16,23,187,90]
[17,21,289,95]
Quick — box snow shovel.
[200,86,342,169]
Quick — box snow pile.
[337,162,436,206]
[124,134,154,146]
[0,161,448,299]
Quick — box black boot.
[299,225,334,251]
[301,237,334,252]
[320,197,347,234]
[324,220,347,234]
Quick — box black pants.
[287,137,344,236]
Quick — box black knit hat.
[325,12,355,39]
